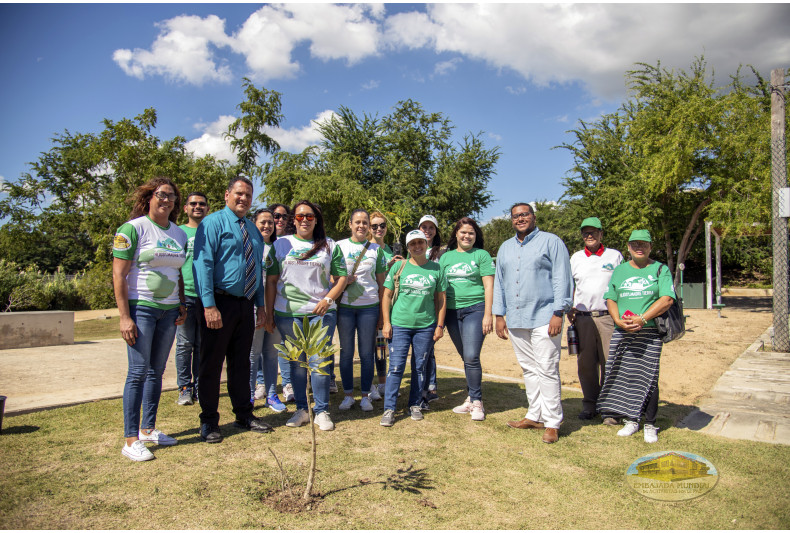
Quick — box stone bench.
[0,311,74,350]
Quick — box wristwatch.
[323,296,334,305]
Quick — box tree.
[274,316,335,500]
[558,58,789,282]
[261,100,500,242]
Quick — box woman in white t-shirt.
[112,177,187,462]
[336,209,387,413]
[265,201,348,431]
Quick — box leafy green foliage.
[274,316,335,375]
[0,260,87,311]
[261,100,500,243]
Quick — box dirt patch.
[432,305,772,408]
[260,489,322,513]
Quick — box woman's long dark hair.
[252,207,277,244]
[292,200,328,260]
[446,217,484,251]
[129,176,181,223]
[421,216,442,261]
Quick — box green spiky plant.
[274,315,336,500]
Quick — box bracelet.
[436,324,444,329]
[640,315,647,325]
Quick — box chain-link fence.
[771,69,789,352]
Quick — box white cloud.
[185,115,237,162]
[113,15,233,84]
[114,4,790,100]
[555,115,569,123]
[434,57,462,76]
[185,110,338,161]
[362,79,380,90]
[488,132,502,142]
[505,86,526,95]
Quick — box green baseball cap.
[628,229,652,242]
[579,217,602,230]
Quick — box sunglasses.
[273,213,288,220]
[294,213,316,222]
[370,223,387,230]
[154,191,177,202]
[581,230,599,237]
[188,201,207,207]
[511,212,533,220]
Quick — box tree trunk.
[674,197,712,285]
[303,379,317,501]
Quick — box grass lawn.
[74,316,121,342]
[1,369,788,530]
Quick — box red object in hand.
[622,310,635,320]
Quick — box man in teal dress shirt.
[192,176,271,442]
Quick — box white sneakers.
[617,420,640,437]
[452,397,485,421]
[286,409,310,427]
[137,429,177,446]
[253,383,267,400]
[282,383,295,402]
[643,424,659,443]
[470,400,485,421]
[338,395,355,410]
[360,396,374,412]
[452,396,473,414]
[368,386,382,401]
[314,411,335,431]
[122,440,154,462]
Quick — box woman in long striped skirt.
[596,230,675,443]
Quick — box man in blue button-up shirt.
[192,177,271,443]
[493,202,572,444]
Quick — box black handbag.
[654,264,685,343]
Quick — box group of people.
[113,176,675,462]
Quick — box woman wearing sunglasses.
[249,208,287,414]
[265,200,348,431]
[379,229,447,427]
[268,203,295,402]
[336,209,388,412]
[368,211,404,399]
[112,177,188,461]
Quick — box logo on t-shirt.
[446,263,474,283]
[619,276,656,291]
[157,237,182,252]
[286,246,314,260]
[402,274,433,291]
[113,233,131,250]
[602,263,616,271]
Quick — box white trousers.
[509,324,563,429]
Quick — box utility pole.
[771,68,789,352]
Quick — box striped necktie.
[239,218,256,300]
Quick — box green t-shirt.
[439,248,495,309]
[384,260,448,329]
[603,261,676,328]
[179,224,198,297]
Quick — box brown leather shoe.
[507,418,545,430]
[542,428,559,444]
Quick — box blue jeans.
[278,345,291,388]
[423,347,437,392]
[250,310,282,398]
[384,324,435,411]
[275,312,336,415]
[445,302,485,401]
[337,305,379,394]
[123,305,179,438]
[175,295,202,389]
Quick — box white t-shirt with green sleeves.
[267,235,348,317]
[439,248,495,310]
[603,261,676,328]
[113,215,187,309]
[384,260,448,329]
[336,238,387,308]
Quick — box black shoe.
[425,390,439,402]
[234,415,273,433]
[419,399,430,411]
[578,411,596,420]
[200,423,223,443]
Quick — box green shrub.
[42,268,87,310]
[76,262,116,310]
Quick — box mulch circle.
[260,488,323,513]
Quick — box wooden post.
[705,221,713,309]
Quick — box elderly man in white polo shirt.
[568,217,623,421]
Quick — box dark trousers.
[198,292,255,425]
[576,313,614,414]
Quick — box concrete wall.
[0,311,74,350]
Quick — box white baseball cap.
[405,229,428,245]
[418,215,438,229]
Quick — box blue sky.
[1,3,789,223]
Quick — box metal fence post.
[771,68,789,352]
